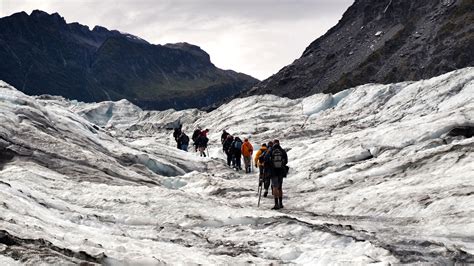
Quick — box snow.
[0,254,20,266]
[0,68,473,264]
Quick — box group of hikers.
[173,127,289,210]
[221,130,254,173]
[173,126,209,157]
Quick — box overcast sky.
[1,0,354,80]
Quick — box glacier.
[0,68,473,264]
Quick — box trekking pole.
[257,179,263,207]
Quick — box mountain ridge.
[243,0,473,98]
[0,10,258,110]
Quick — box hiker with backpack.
[241,138,253,173]
[255,143,270,197]
[196,129,209,157]
[177,132,190,152]
[221,130,230,145]
[266,139,288,210]
[231,137,243,170]
[263,141,274,196]
[192,128,201,152]
[173,125,182,149]
[223,135,234,166]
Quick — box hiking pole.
[257,179,263,207]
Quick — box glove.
[255,164,258,168]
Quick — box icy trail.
[0,68,473,264]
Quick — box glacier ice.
[0,68,473,264]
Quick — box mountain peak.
[30,9,66,25]
[92,25,109,33]
[164,42,211,61]
[30,9,49,17]
[245,0,473,99]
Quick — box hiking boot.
[263,190,268,197]
[271,205,280,210]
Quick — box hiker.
[263,141,274,197]
[192,128,201,152]
[177,132,190,152]
[255,143,270,197]
[221,130,230,145]
[241,138,253,173]
[223,135,234,166]
[267,139,288,210]
[231,137,243,170]
[173,125,182,149]
[196,130,209,157]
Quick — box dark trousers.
[233,152,241,169]
[259,167,271,190]
[272,168,285,189]
[226,151,233,166]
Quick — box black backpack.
[192,130,201,142]
[271,147,284,168]
[258,150,267,164]
[181,134,189,145]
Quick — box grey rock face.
[244,0,473,98]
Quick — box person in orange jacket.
[241,138,254,173]
[254,143,270,197]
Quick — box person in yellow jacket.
[254,143,270,197]
[241,138,254,173]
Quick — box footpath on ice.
[0,68,473,264]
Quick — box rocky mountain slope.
[0,68,473,264]
[245,0,473,98]
[0,10,258,110]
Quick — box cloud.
[0,0,354,79]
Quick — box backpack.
[223,138,232,151]
[173,128,181,140]
[234,141,242,150]
[258,150,267,164]
[192,130,201,142]
[181,134,189,145]
[271,147,284,168]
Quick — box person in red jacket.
[241,138,254,173]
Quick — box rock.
[241,0,474,99]
[413,32,423,38]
